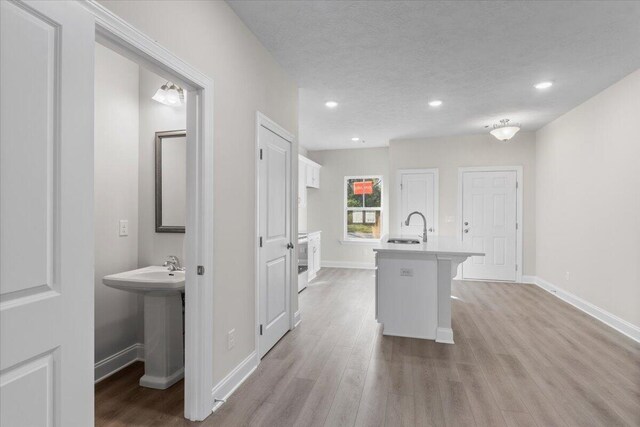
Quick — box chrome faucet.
[404,211,428,243]
[163,255,185,272]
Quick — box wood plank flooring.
[95,268,640,426]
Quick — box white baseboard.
[322,260,376,270]
[526,276,640,343]
[294,310,301,327]
[211,351,259,413]
[94,343,144,383]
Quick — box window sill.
[340,239,382,246]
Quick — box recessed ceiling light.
[325,101,338,108]
[534,81,553,90]
[351,137,360,142]
[428,100,443,107]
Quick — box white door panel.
[400,172,437,237]
[258,125,291,358]
[461,171,517,281]
[1,1,95,425]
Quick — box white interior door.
[1,1,95,425]
[400,171,437,237]
[258,125,291,358]
[461,170,517,281]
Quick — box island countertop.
[373,236,485,257]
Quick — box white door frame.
[82,2,215,421]
[395,168,439,235]
[457,166,523,283]
[254,112,298,359]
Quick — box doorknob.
[464,221,469,226]
[464,229,469,233]
[428,228,433,232]
[286,242,294,249]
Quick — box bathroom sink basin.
[103,266,184,294]
[387,238,421,244]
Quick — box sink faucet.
[163,255,185,272]
[404,211,428,243]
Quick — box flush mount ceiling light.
[534,81,553,90]
[489,119,521,142]
[325,101,338,108]
[428,100,443,107]
[152,81,184,106]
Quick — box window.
[344,176,383,241]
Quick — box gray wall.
[308,148,390,267]
[100,0,299,384]
[138,68,186,267]
[94,44,141,363]
[536,69,640,327]
[389,132,537,275]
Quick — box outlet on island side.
[400,268,413,277]
[227,328,236,350]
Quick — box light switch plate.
[119,220,129,236]
[400,268,413,277]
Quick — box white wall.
[536,69,640,327]
[94,44,140,363]
[308,148,389,267]
[389,132,537,275]
[100,0,299,384]
[138,67,186,267]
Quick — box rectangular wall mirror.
[155,130,186,233]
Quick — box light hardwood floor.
[95,268,640,426]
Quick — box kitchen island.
[373,237,484,344]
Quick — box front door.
[1,1,95,425]
[258,123,292,358]
[461,170,518,281]
[400,171,437,237]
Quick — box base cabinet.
[308,232,321,281]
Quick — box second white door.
[461,170,518,281]
[399,170,438,238]
[258,124,292,358]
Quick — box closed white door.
[400,172,437,237]
[258,124,292,358]
[461,170,517,281]
[1,1,95,425]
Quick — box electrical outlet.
[565,271,571,281]
[400,268,413,277]
[119,220,129,236]
[227,329,235,350]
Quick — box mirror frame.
[155,129,186,233]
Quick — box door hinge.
[259,236,263,247]
[197,265,205,275]
[259,324,263,335]
[259,148,263,159]
[516,222,518,230]
[516,181,519,189]
[515,264,518,272]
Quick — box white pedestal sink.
[103,266,185,389]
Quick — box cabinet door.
[305,163,314,187]
[313,239,321,273]
[298,160,306,207]
[312,166,320,188]
[307,240,315,279]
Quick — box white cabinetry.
[298,159,307,208]
[306,161,320,188]
[308,231,321,281]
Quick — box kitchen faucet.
[404,211,428,243]
[163,255,185,272]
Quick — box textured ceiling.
[228,1,640,150]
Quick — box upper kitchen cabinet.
[299,154,321,189]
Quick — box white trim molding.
[322,260,376,270]
[457,166,524,283]
[294,310,302,327]
[211,351,259,413]
[94,343,144,384]
[81,1,216,420]
[526,276,640,343]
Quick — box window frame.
[343,175,384,242]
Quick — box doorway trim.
[456,166,523,283]
[395,168,439,236]
[82,2,215,421]
[254,112,298,360]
